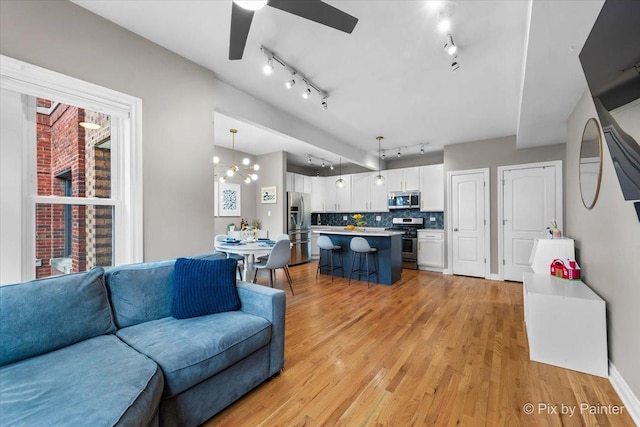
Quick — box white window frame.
[1,55,143,280]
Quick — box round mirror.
[579,118,603,209]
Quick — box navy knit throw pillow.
[171,257,240,319]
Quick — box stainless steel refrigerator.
[286,191,311,265]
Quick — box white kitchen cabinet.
[417,230,444,271]
[311,176,326,212]
[287,172,312,194]
[333,175,352,212]
[419,164,444,211]
[351,172,370,211]
[352,172,388,212]
[294,173,312,194]
[523,272,607,377]
[387,167,420,192]
[286,172,295,192]
[311,176,351,212]
[310,230,320,260]
[370,171,388,211]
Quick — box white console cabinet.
[522,272,607,377]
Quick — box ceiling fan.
[229,0,359,60]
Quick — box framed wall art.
[218,182,241,216]
[261,186,277,204]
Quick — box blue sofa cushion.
[116,311,271,398]
[0,335,163,426]
[105,259,177,329]
[0,267,115,367]
[172,257,240,319]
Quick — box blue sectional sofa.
[0,255,286,427]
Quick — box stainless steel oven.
[386,217,424,270]
[401,236,418,270]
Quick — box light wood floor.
[205,263,633,426]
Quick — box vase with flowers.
[550,219,562,238]
[352,214,366,231]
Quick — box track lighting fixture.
[261,46,329,109]
[383,142,430,157]
[307,154,337,170]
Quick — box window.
[0,55,142,284]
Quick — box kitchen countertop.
[313,228,404,237]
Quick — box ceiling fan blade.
[229,2,254,60]
[268,0,358,34]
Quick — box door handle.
[453,228,458,231]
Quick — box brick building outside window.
[35,98,113,278]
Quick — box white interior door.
[501,162,561,282]
[450,170,488,278]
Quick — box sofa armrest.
[236,282,285,376]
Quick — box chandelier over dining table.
[214,128,259,184]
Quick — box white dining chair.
[256,234,290,265]
[252,239,294,295]
[215,234,244,278]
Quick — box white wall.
[566,90,640,400]
[0,0,216,261]
[213,145,257,236]
[0,89,25,283]
[255,151,287,238]
[444,136,565,273]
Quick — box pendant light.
[335,158,345,188]
[214,129,259,184]
[374,136,385,186]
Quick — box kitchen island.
[314,229,404,285]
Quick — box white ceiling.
[73,0,604,167]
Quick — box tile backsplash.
[312,210,444,229]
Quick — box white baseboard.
[609,361,640,425]
[489,274,502,281]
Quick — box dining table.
[214,240,274,281]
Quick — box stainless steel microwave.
[388,191,420,210]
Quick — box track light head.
[330,163,334,170]
[321,162,326,168]
[308,156,312,164]
[397,150,401,158]
[285,78,296,89]
[451,56,460,71]
[321,97,328,110]
[381,151,386,159]
[445,34,457,55]
[263,57,274,75]
[437,15,451,33]
[302,87,311,99]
